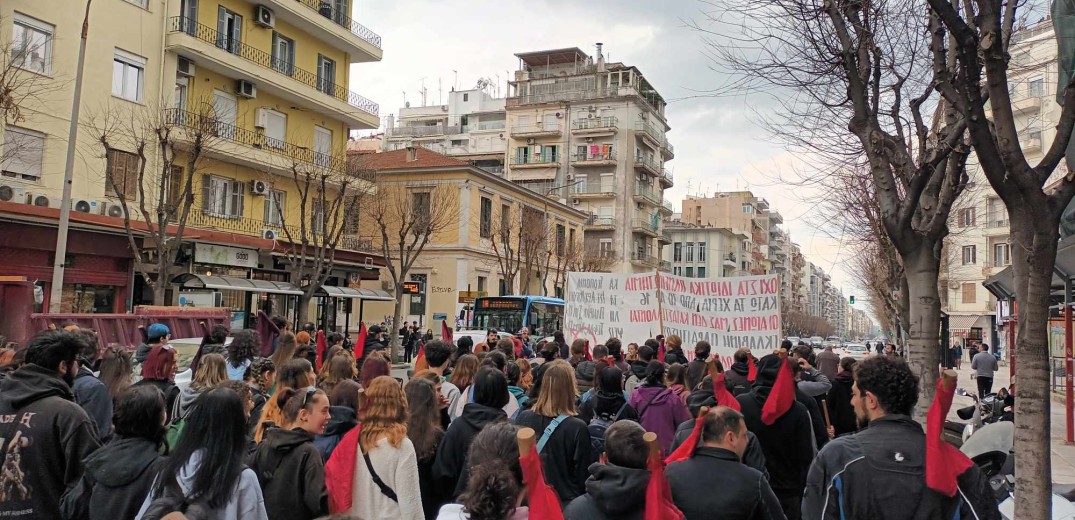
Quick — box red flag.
[519,445,564,520]
[315,330,327,371]
[658,339,666,363]
[665,413,705,464]
[713,373,740,411]
[585,340,593,361]
[414,342,428,371]
[747,354,758,382]
[646,436,684,520]
[441,320,453,342]
[512,336,524,358]
[926,375,974,496]
[353,322,368,360]
[325,424,362,513]
[761,358,795,425]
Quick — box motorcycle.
[944,387,1013,447]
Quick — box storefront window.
[62,284,115,313]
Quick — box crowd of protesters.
[0,321,1003,520]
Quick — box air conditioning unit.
[526,138,536,145]
[262,228,280,240]
[28,193,51,207]
[254,5,275,28]
[572,199,581,206]
[101,202,127,218]
[566,173,574,180]
[948,281,960,290]
[254,108,269,129]
[0,184,26,203]
[72,199,97,213]
[636,203,644,211]
[381,279,394,292]
[250,179,269,195]
[236,79,257,99]
[177,57,195,77]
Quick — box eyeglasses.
[301,386,318,407]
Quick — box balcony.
[1022,136,1042,153]
[1012,95,1042,115]
[245,0,381,62]
[633,152,661,176]
[724,253,738,268]
[462,121,506,133]
[510,122,561,138]
[658,229,672,244]
[659,260,672,272]
[509,150,560,168]
[572,183,617,198]
[659,199,674,215]
[186,210,375,253]
[585,216,615,230]
[661,138,675,159]
[631,251,659,268]
[634,183,661,205]
[386,125,462,138]
[631,217,659,237]
[634,120,665,148]
[571,116,619,135]
[507,85,665,116]
[570,151,617,166]
[660,169,674,187]
[166,17,379,129]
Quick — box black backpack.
[588,402,629,452]
[139,466,245,520]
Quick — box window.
[957,207,976,227]
[685,242,694,262]
[311,200,325,235]
[165,165,184,211]
[216,7,242,54]
[342,195,360,234]
[1,127,44,181]
[11,14,53,74]
[673,242,682,262]
[674,267,681,276]
[556,224,566,256]
[112,50,146,102]
[202,174,244,217]
[413,191,431,229]
[1028,129,1042,144]
[569,227,576,247]
[962,245,976,265]
[962,283,976,304]
[498,278,507,296]
[479,196,493,238]
[1029,77,1045,97]
[106,150,140,199]
[313,126,332,168]
[477,276,486,293]
[263,110,287,149]
[125,0,149,7]
[698,267,706,278]
[685,267,694,278]
[993,243,1011,267]
[317,55,336,95]
[271,32,295,76]
[264,189,285,226]
[500,204,511,241]
[463,93,469,102]
[599,239,613,257]
[742,203,752,214]
[698,242,706,261]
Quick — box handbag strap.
[362,450,398,503]
[537,415,568,453]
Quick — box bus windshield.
[470,296,565,337]
[472,309,525,333]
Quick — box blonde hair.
[531,360,577,417]
[666,335,683,349]
[515,359,533,391]
[451,354,479,390]
[359,376,408,452]
[192,353,228,391]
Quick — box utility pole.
[49,0,92,312]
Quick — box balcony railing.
[165,108,348,173]
[632,251,658,267]
[186,210,375,252]
[387,125,461,137]
[571,151,616,163]
[511,122,561,135]
[293,0,383,49]
[572,184,616,195]
[662,138,674,156]
[631,218,659,233]
[661,169,674,185]
[634,183,661,204]
[661,199,674,213]
[462,121,506,132]
[986,215,1010,228]
[571,116,618,131]
[586,216,615,227]
[507,85,664,116]
[168,17,378,118]
[509,150,559,166]
[633,152,661,172]
[634,120,665,144]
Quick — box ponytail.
[275,387,324,426]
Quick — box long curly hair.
[459,422,522,520]
[359,376,408,453]
[226,330,258,369]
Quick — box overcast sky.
[349,0,865,310]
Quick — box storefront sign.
[458,291,487,304]
[194,243,258,269]
[968,327,984,341]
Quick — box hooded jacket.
[627,385,692,453]
[172,385,205,421]
[665,348,689,366]
[575,360,598,395]
[826,372,858,437]
[666,447,785,520]
[578,390,640,425]
[796,386,828,451]
[250,427,327,520]
[0,364,101,520]
[132,378,181,424]
[432,403,508,497]
[725,362,752,396]
[73,363,113,439]
[515,410,594,503]
[364,335,387,355]
[685,357,708,392]
[670,381,768,479]
[313,406,358,462]
[736,360,815,496]
[79,437,164,520]
[563,463,648,520]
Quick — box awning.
[948,314,985,331]
[173,273,303,295]
[315,285,394,301]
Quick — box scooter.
[944,388,1012,447]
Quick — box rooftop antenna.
[453,70,458,91]
[438,78,442,105]
[494,73,500,98]
[419,78,427,107]
[402,90,407,107]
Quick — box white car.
[840,343,871,361]
[132,336,230,393]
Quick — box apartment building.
[0,0,385,319]
[504,45,674,274]
[681,191,773,275]
[353,147,589,326]
[661,221,749,278]
[383,88,508,174]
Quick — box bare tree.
[927,3,1075,513]
[87,100,219,305]
[271,155,375,325]
[698,0,971,414]
[487,204,523,295]
[487,203,548,295]
[369,180,459,358]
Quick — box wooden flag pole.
[518,427,536,455]
[654,271,666,337]
[644,432,661,460]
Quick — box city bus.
[466,295,565,339]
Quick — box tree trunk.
[902,245,942,419]
[150,280,165,306]
[295,292,312,327]
[1010,208,1059,520]
[391,286,404,362]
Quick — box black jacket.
[667,447,786,520]
[78,437,164,520]
[72,364,113,440]
[725,362,753,396]
[313,405,358,461]
[797,387,828,450]
[248,385,269,437]
[737,386,815,495]
[364,335,387,354]
[802,415,1001,520]
[563,463,648,520]
[132,378,181,424]
[665,348,689,366]
[578,391,639,425]
[0,364,101,520]
[433,403,507,497]
[627,360,649,382]
[250,427,328,520]
[685,358,708,391]
[515,410,595,503]
[826,372,858,437]
[576,360,598,395]
[670,420,768,479]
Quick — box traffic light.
[849,295,856,305]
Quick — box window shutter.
[201,174,211,212]
[233,180,245,217]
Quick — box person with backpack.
[250,387,331,520]
[434,367,510,499]
[514,361,594,503]
[624,345,655,397]
[245,358,276,437]
[563,421,649,520]
[133,341,181,423]
[627,361,692,453]
[724,348,754,396]
[62,385,167,520]
[574,344,603,395]
[506,362,531,411]
[135,388,267,520]
[578,366,639,454]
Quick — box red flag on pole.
[517,428,564,520]
[441,320,453,342]
[414,342,428,372]
[315,330,327,371]
[658,338,666,363]
[747,354,758,382]
[665,408,707,464]
[353,322,368,360]
[645,432,684,520]
[325,423,362,513]
[926,371,974,496]
[761,356,795,425]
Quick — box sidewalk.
[946,361,1075,483]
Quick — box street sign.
[433,313,448,320]
[458,290,486,303]
[401,281,423,295]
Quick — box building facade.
[661,221,748,278]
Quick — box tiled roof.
[350,147,470,170]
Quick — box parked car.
[809,336,824,348]
[840,343,871,361]
[786,336,801,346]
